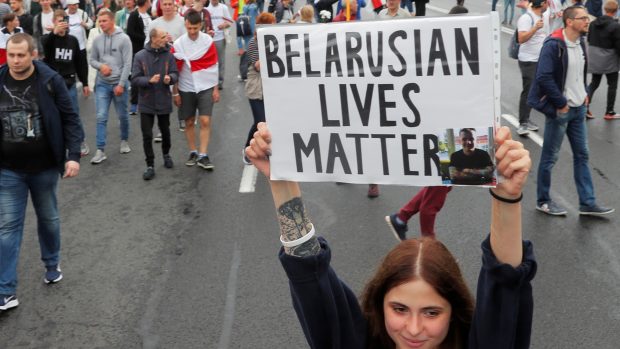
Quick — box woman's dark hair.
[361,238,474,349]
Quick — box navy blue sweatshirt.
[279,236,537,349]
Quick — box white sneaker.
[90,149,107,164]
[120,140,131,154]
[80,142,90,157]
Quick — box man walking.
[89,10,133,164]
[132,27,178,180]
[516,0,548,136]
[43,9,91,156]
[126,0,152,116]
[528,5,615,216]
[0,33,83,311]
[586,0,620,120]
[173,9,220,170]
[207,0,231,89]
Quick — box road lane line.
[239,165,258,193]
[501,114,544,147]
[217,244,241,349]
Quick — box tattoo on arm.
[277,197,320,257]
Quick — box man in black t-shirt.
[0,33,83,312]
[449,128,495,185]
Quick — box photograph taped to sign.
[437,127,497,186]
[258,13,501,187]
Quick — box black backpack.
[508,13,534,59]
[236,15,252,37]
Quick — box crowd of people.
[0,1,616,348]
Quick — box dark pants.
[245,99,266,147]
[414,0,427,16]
[140,113,171,167]
[518,60,538,124]
[130,81,139,106]
[588,72,619,113]
[397,186,452,237]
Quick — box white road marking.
[501,113,544,147]
[239,164,258,193]
[217,244,241,349]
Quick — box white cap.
[66,0,80,5]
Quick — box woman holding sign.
[245,124,536,349]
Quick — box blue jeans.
[68,83,79,115]
[0,168,60,295]
[537,104,596,208]
[95,79,129,150]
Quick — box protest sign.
[258,13,501,186]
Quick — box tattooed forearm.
[277,197,320,257]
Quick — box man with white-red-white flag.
[172,9,220,171]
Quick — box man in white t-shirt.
[66,0,93,52]
[147,0,186,42]
[207,0,231,89]
[516,0,549,136]
[32,0,54,56]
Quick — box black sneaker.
[384,214,408,241]
[185,152,198,166]
[44,265,63,284]
[197,156,214,170]
[143,167,155,180]
[163,155,174,169]
[579,205,615,216]
[0,294,18,310]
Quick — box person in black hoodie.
[126,0,152,114]
[586,0,620,120]
[245,123,537,349]
[43,9,90,155]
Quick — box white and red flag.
[172,32,219,92]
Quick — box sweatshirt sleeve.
[279,237,367,349]
[89,36,103,70]
[469,235,537,349]
[119,35,133,85]
[535,41,568,109]
[76,40,89,87]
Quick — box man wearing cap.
[66,0,93,91]
[516,0,549,136]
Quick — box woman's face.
[383,279,451,349]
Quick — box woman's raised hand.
[494,126,531,198]
[245,122,272,178]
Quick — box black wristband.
[489,188,523,204]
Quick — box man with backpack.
[516,0,549,136]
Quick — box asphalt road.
[1,2,619,348]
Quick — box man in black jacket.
[0,33,84,311]
[43,9,90,155]
[126,0,152,115]
[132,27,178,179]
